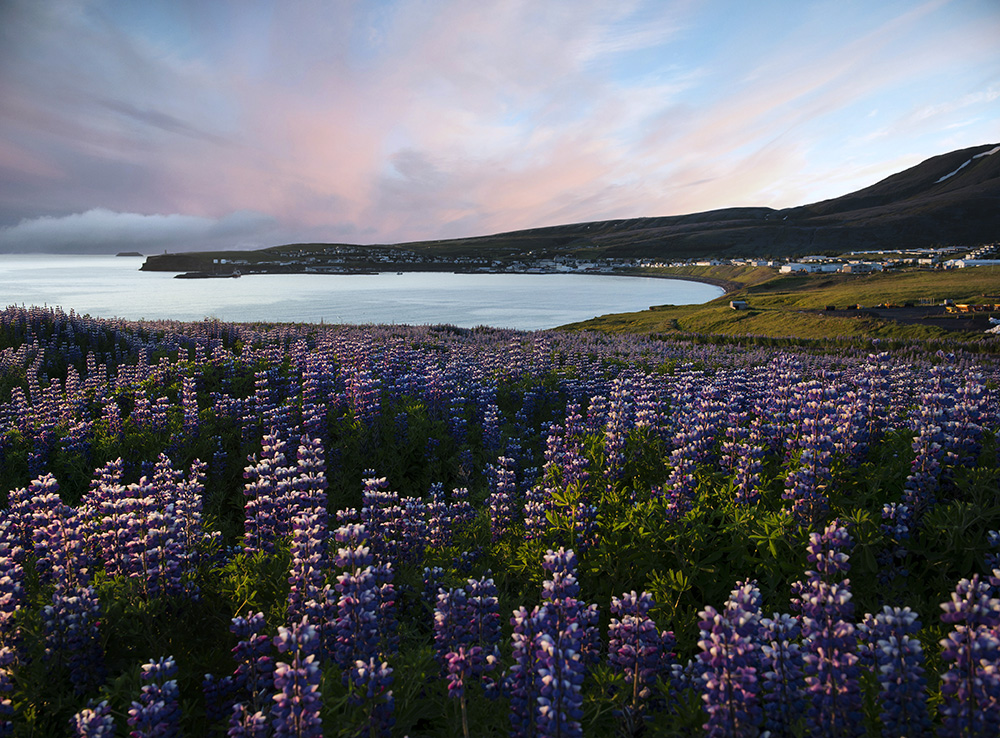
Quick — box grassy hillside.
[563,266,1000,343]
[742,267,1000,308]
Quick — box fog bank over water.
[0,255,722,331]
[0,209,278,254]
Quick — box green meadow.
[566,265,1000,343]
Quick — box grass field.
[565,265,1000,342]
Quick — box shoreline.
[610,269,741,294]
[137,258,737,293]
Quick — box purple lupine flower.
[151,395,170,434]
[540,548,601,668]
[449,486,476,530]
[348,658,394,737]
[434,575,502,699]
[535,624,585,738]
[345,366,382,428]
[661,452,697,521]
[780,382,838,526]
[603,375,635,479]
[570,501,598,553]
[202,673,237,728]
[243,431,293,555]
[23,474,91,588]
[758,612,804,736]
[422,566,445,608]
[608,591,675,721]
[732,443,764,505]
[181,374,198,435]
[371,559,399,657]
[506,605,543,738]
[443,643,480,738]
[228,704,269,738]
[292,437,328,521]
[782,447,832,527]
[71,699,115,737]
[465,575,502,672]
[271,619,323,738]
[0,515,21,736]
[331,527,380,672]
[938,574,1000,737]
[482,402,502,452]
[487,456,519,542]
[445,646,480,699]
[78,459,130,580]
[359,477,396,559]
[697,581,762,738]
[128,656,181,738]
[448,394,468,443]
[42,584,106,695]
[435,587,473,667]
[878,502,913,590]
[860,606,930,738]
[790,522,863,738]
[393,496,429,566]
[287,512,328,624]
[985,529,1000,572]
[425,483,447,549]
[300,357,329,439]
[901,423,945,518]
[0,515,26,649]
[138,501,189,600]
[173,458,208,566]
[504,548,596,738]
[524,482,552,542]
[230,612,275,720]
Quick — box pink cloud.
[0,0,997,250]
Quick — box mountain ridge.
[143,143,1000,271]
[362,142,1000,260]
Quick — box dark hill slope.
[399,143,1000,260]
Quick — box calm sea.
[0,254,723,331]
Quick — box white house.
[945,259,1000,269]
[780,263,816,273]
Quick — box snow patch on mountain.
[936,144,1000,184]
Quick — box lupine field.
[3,305,1000,737]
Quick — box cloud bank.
[0,209,277,254]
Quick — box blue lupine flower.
[271,619,323,738]
[790,522,863,738]
[938,574,1000,737]
[862,606,930,738]
[505,549,595,738]
[230,612,275,719]
[697,581,762,738]
[70,699,115,737]
[608,591,675,721]
[128,656,181,738]
[42,584,105,695]
[758,612,804,736]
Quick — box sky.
[0,0,998,254]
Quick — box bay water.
[0,254,723,331]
